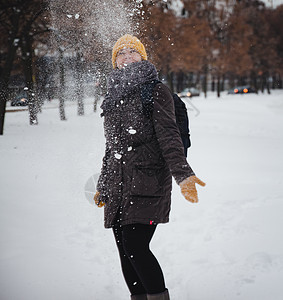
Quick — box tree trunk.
[266,73,271,94]
[202,73,207,98]
[251,71,258,93]
[75,51,84,116]
[272,75,276,89]
[217,75,221,98]
[279,74,283,89]
[94,92,99,112]
[77,82,84,116]
[0,36,19,135]
[21,35,38,125]
[0,87,8,135]
[221,75,225,91]
[94,79,100,113]
[58,48,66,120]
[211,77,215,92]
[201,64,208,98]
[260,75,265,93]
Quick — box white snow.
[262,0,283,8]
[114,153,122,160]
[128,128,136,135]
[169,0,184,17]
[13,39,20,46]
[1,90,283,300]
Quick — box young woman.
[94,34,205,300]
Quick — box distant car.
[178,87,200,98]
[11,93,28,106]
[228,86,256,94]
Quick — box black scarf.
[101,61,159,114]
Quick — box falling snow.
[114,153,122,160]
[128,127,136,135]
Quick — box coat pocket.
[130,165,164,197]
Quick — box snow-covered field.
[1,90,283,300]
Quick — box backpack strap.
[173,94,191,152]
[140,81,191,156]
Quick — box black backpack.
[140,80,191,157]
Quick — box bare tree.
[0,0,50,133]
[0,1,22,134]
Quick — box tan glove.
[179,176,206,203]
[93,191,105,207]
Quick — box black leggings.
[113,223,166,295]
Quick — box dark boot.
[147,289,170,300]
[131,294,147,300]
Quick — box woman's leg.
[122,224,166,295]
[113,224,147,296]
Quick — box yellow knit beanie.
[112,34,147,69]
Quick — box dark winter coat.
[97,61,195,228]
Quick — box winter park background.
[1,1,283,300]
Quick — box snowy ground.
[1,90,283,300]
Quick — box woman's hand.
[94,191,105,207]
[179,176,206,203]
